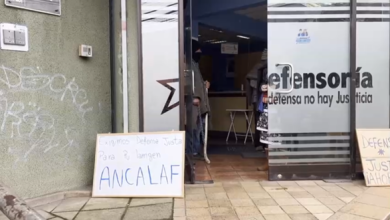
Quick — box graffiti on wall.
[0,65,98,163]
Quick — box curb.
[26,188,92,208]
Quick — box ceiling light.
[237,35,250,39]
[211,40,227,44]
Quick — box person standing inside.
[187,39,210,159]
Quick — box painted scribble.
[0,65,97,163]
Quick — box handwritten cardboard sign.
[356,129,390,186]
[92,132,185,197]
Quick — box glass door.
[181,0,196,183]
[355,0,390,176]
[267,1,352,180]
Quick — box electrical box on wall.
[0,23,28,51]
[79,44,92,58]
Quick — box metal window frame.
[349,0,357,179]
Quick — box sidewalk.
[175,180,390,220]
[0,180,389,220]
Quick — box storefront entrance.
[137,0,390,183]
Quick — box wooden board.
[92,131,185,198]
[356,129,390,186]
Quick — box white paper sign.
[356,129,390,186]
[221,43,238,54]
[93,131,185,197]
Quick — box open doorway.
[184,0,269,183]
[182,0,371,183]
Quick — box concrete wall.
[0,0,111,199]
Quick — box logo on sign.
[296,29,310,44]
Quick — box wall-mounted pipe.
[0,184,44,220]
[121,0,129,133]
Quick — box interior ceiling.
[235,4,267,22]
[198,25,256,45]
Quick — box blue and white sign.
[296,29,311,44]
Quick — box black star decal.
[157,78,179,115]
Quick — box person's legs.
[193,115,206,157]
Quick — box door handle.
[275,63,294,94]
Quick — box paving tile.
[288,191,314,199]
[278,181,299,187]
[304,205,333,214]
[187,217,212,220]
[263,214,292,220]
[281,205,309,214]
[36,210,54,219]
[173,217,186,220]
[260,181,280,187]
[238,215,265,220]
[365,188,390,198]
[125,203,172,220]
[75,208,125,220]
[296,181,317,186]
[269,191,293,199]
[83,198,129,210]
[205,187,226,194]
[302,186,325,192]
[231,199,255,207]
[263,187,285,192]
[53,197,89,212]
[244,186,267,193]
[325,204,345,212]
[223,182,242,187]
[207,193,229,200]
[321,186,345,192]
[35,200,62,212]
[209,207,236,216]
[288,213,317,220]
[327,212,375,220]
[354,193,390,208]
[296,198,322,206]
[186,207,211,217]
[316,197,345,205]
[208,200,232,207]
[211,216,239,220]
[130,198,172,207]
[252,198,277,206]
[241,182,261,187]
[248,192,271,199]
[274,198,299,206]
[285,187,306,192]
[53,211,78,219]
[174,208,185,217]
[186,187,206,194]
[225,187,246,193]
[228,193,250,199]
[186,184,206,188]
[338,197,355,203]
[314,181,332,186]
[204,183,223,187]
[186,200,209,208]
[310,192,335,198]
[313,213,333,220]
[258,206,285,215]
[48,218,63,220]
[186,193,207,200]
[174,198,185,208]
[235,206,262,216]
[329,191,355,198]
[339,202,390,219]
